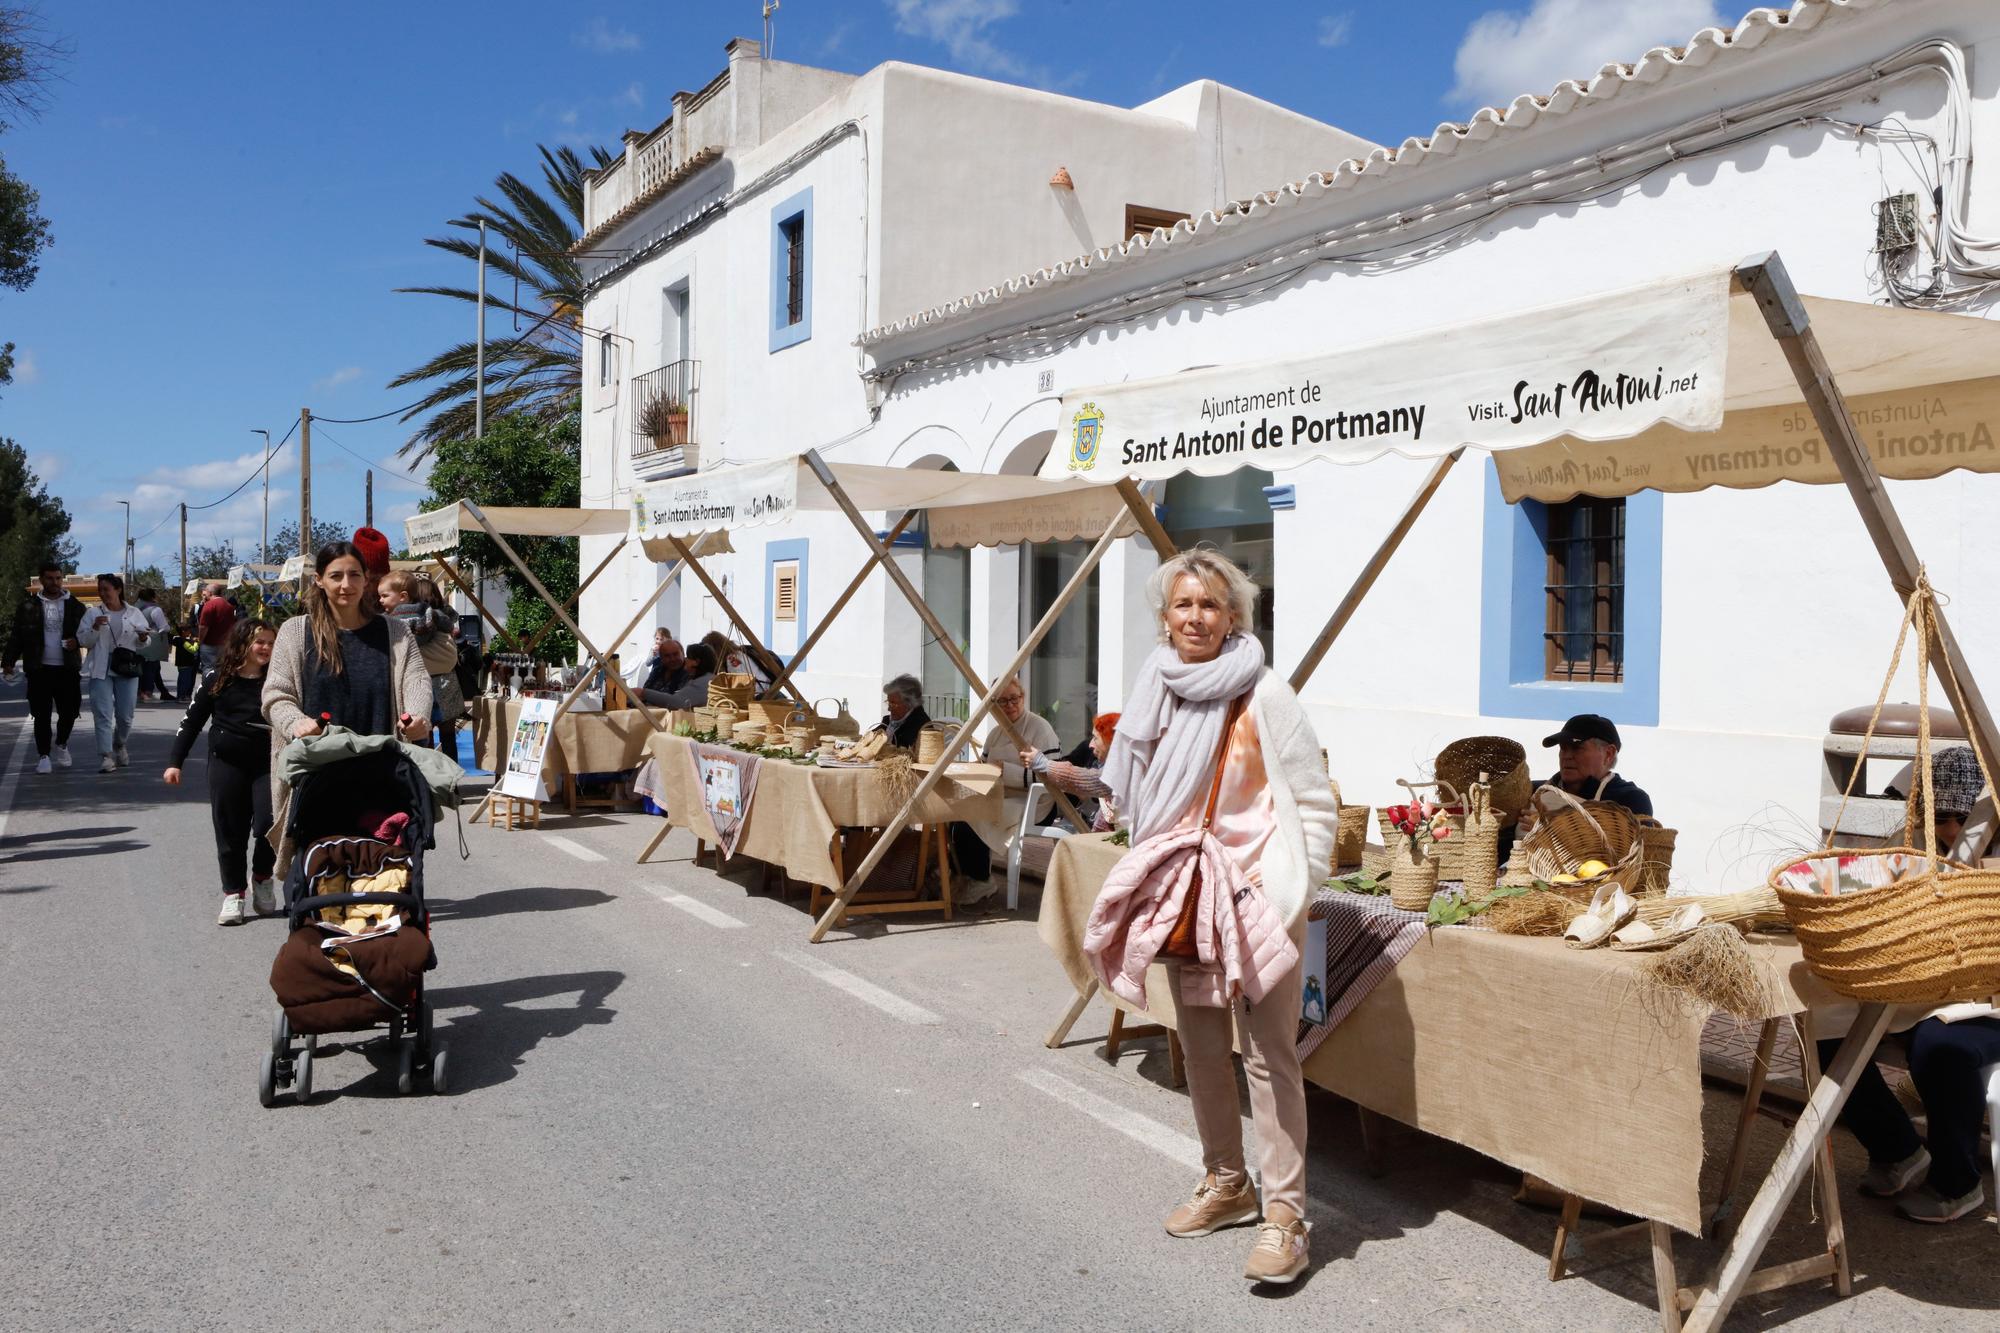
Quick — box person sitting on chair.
[636,629,687,695]
[1027,710,1122,829]
[877,673,930,749]
[639,643,715,711]
[951,676,1060,906]
[1536,713,1651,814]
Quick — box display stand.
[488,793,540,831]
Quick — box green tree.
[0,6,68,393]
[421,411,579,661]
[185,540,238,580]
[389,144,613,461]
[0,434,68,594]
[269,518,350,561]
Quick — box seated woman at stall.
[949,676,1060,906]
[1025,710,1121,830]
[700,631,779,693]
[638,643,716,711]
[875,673,930,749]
[1818,744,2000,1225]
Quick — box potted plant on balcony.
[636,394,691,451]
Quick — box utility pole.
[365,470,374,529]
[476,218,487,439]
[178,504,187,608]
[252,427,272,567]
[299,407,313,557]
[118,500,131,585]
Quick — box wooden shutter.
[774,563,799,622]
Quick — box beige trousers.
[1173,960,1308,1217]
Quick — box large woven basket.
[1774,574,2000,1004]
[707,673,755,710]
[746,697,793,729]
[1506,786,1645,896]
[1436,736,1532,823]
[1334,802,1370,870]
[814,697,861,739]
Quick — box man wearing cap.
[1538,712,1652,815]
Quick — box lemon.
[1577,859,1611,879]
[1550,872,1579,885]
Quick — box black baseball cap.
[1543,714,1621,749]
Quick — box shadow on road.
[425,969,624,1093]
[429,885,616,920]
[2,838,146,865]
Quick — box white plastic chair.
[1006,780,1071,910]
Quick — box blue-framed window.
[1479,465,1661,727]
[769,188,812,352]
[764,538,809,667]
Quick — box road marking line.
[642,884,747,929]
[543,835,607,863]
[1016,1067,1204,1171]
[774,948,941,1026]
[0,716,31,846]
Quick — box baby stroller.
[260,747,448,1105]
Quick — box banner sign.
[498,696,558,802]
[404,506,463,557]
[691,742,762,859]
[280,555,309,582]
[1046,271,1730,482]
[633,457,797,544]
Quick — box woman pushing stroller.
[263,542,433,875]
[164,617,277,925]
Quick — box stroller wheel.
[270,1010,290,1058]
[258,1051,278,1108]
[430,1046,449,1096]
[294,1046,314,1105]
[396,1042,416,1096]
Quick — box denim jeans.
[88,674,139,758]
[1821,1015,2000,1198]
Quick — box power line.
[132,415,301,543]
[312,424,428,486]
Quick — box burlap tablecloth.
[472,698,658,780]
[649,733,1003,889]
[1038,832,1824,1233]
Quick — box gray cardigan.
[262,613,432,874]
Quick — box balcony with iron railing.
[631,360,700,475]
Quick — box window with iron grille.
[1543,497,1624,683]
[779,216,805,326]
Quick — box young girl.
[166,618,277,926]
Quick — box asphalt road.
[3,690,1996,1332]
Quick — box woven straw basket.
[814,697,861,739]
[1506,786,1645,899]
[915,724,951,766]
[1388,833,1439,912]
[1436,736,1532,823]
[1334,802,1370,871]
[746,697,793,730]
[1633,819,1679,895]
[707,673,755,710]
[1775,575,2000,1004]
[1456,782,1503,902]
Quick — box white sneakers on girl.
[251,878,279,916]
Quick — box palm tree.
[390,144,615,460]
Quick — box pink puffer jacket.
[1083,825,1300,1010]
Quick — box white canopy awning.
[405,501,630,557]
[1047,265,2000,503]
[225,563,285,588]
[630,456,1134,559]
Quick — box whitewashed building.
[585,1,2000,884]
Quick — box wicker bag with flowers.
[1380,795,1454,911]
[1774,574,2000,1004]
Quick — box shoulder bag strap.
[1197,694,1247,833]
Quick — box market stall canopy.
[630,456,1135,559]
[1045,266,2000,503]
[404,501,630,557]
[225,563,284,588]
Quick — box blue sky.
[0,0,1732,577]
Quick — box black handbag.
[109,646,143,678]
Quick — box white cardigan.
[1244,670,1339,940]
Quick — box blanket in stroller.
[271,922,434,1034]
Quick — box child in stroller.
[261,747,447,1104]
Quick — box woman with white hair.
[1079,548,1336,1285]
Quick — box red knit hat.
[351,526,392,578]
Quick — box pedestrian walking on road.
[1082,549,1335,1286]
[2,560,85,775]
[262,542,433,875]
[196,582,236,673]
[80,573,152,774]
[134,586,171,701]
[165,618,277,926]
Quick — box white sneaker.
[251,878,279,915]
[217,894,246,926]
[52,744,71,769]
[35,755,51,775]
[114,745,130,768]
[957,875,999,905]
[98,755,117,774]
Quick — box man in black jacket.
[3,561,87,774]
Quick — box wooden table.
[1039,833,1854,1330]
[471,697,657,813]
[642,733,1003,928]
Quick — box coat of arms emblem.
[1068,402,1105,472]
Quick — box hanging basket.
[1775,574,2000,1004]
[708,674,754,711]
[1436,736,1532,823]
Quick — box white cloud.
[889,0,1036,83]
[1317,13,1354,49]
[617,81,645,110]
[1447,0,1726,109]
[313,365,362,392]
[12,346,39,384]
[28,451,58,483]
[574,17,641,54]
